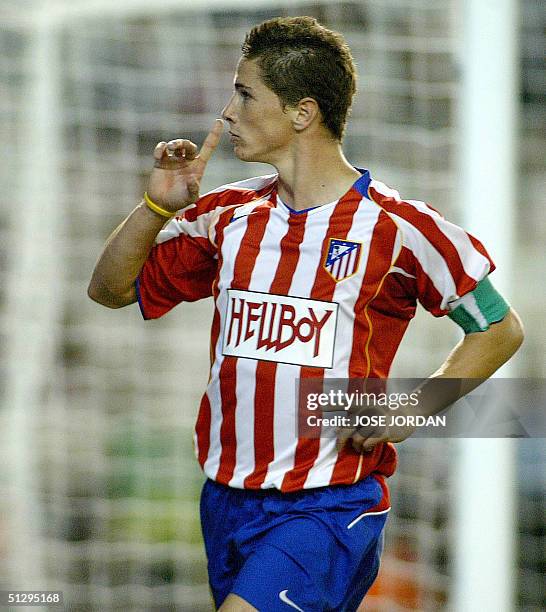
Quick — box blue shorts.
[200,475,390,611]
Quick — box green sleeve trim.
[473,276,510,322]
[448,303,484,333]
[447,276,510,334]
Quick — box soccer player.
[88,16,524,612]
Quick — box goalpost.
[453,1,518,611]
[2,4,65,593]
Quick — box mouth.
[229,132,241,141]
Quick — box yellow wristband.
[143,192,175,218]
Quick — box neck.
[272,139,361,211]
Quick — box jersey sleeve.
[136,197,220,320]
[388,199,496,317]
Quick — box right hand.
[146,119,224,213]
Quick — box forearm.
[417,308,524,417]
[88,200,168,307]
[88,122,223,309]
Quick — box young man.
[88,17,523,612]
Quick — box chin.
[234,150,250,161]
[234,148,258,163]
[234,147,271,165]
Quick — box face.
[221,58,295,164]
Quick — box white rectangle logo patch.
[222,289,338,368]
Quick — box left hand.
[336,406,417,453]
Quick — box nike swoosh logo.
[230,213,253,223]
[279,590,304,612]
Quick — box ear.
[289,97,320,132]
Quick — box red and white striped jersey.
[137,170,494,492]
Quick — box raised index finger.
[198,119,224,164]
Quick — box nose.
[221,93,236,124]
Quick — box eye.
[239,89,252,101]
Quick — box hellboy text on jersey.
[222,289,338,368]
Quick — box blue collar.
[352,167,372,199]
[276,167,372,214]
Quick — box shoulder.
[365,177,494,285]
[157,174,278,246]
[185,173,278,221]
[366,178,443,222]
[365,177,463,252]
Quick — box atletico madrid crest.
[323,238,362,282]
